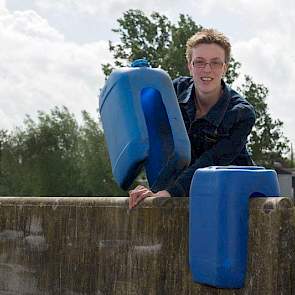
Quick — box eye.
[209,61,224,70]
[193,61,206,68]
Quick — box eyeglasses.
[192,60,225,71]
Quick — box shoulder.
[173,76,193,86]
[226,85,256,121]
[172,76,194,103]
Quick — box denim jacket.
[166,76,256,197]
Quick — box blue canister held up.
[99,59,191,190]
[189,166,280,288]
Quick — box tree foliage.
[102,9,289,167]
[238,76,289,166]
[0,107,126,196]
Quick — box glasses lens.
[193,61,206,68]
[192,61,224,70]
[210,62,223,70]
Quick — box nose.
[204,63,212,71]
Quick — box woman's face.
[188,43,228,97]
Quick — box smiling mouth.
[201,77,213,81]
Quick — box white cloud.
[34,0,176,16]
[0,8,112,130]
[1,9,64,41]
[229,4,295,147]
[0,0,5,9]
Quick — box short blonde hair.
[186,28,231,64]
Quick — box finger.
[134,190,154,207]
[129,187,146,209]
[129,198,135,209]
[154,190,171,198]
[128,186,145,199]
[128,190,134,209]
[129,191,137,209]
[129,189,146,209]
[134,185,146,191]
[130,188,145,208]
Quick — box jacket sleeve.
[166,107,256,197]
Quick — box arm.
[166,110,256,197]
[128,77,190,209]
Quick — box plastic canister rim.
[131,59,150,68]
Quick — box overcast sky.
[1,0,295,152]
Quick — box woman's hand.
[128,185,171,209]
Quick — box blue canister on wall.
[99,59,191,190]
[189,166,280,288]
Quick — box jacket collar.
[204,80,231,127]
[177,77,194,104]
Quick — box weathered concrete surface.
[0,196,294,295]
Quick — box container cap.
[131,59,150,68]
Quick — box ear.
[188,61,193,76]
[222,63,228,76]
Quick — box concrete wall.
[278,174,293,198]
[0,196,294,295]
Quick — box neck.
[195,85,222,118]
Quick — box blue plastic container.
[189,166,280,288]
[99,59,190,190]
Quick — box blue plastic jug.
[189,166,280,288]
[99,59,191,190]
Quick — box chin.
[200,83,219,93]
[199,87,214,94]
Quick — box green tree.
[0,130,10,195]
[77,111,125,195]
[102,9,289,167]
[238,76,289,166]
[0,107,125,196]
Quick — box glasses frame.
[191,60,225,71]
